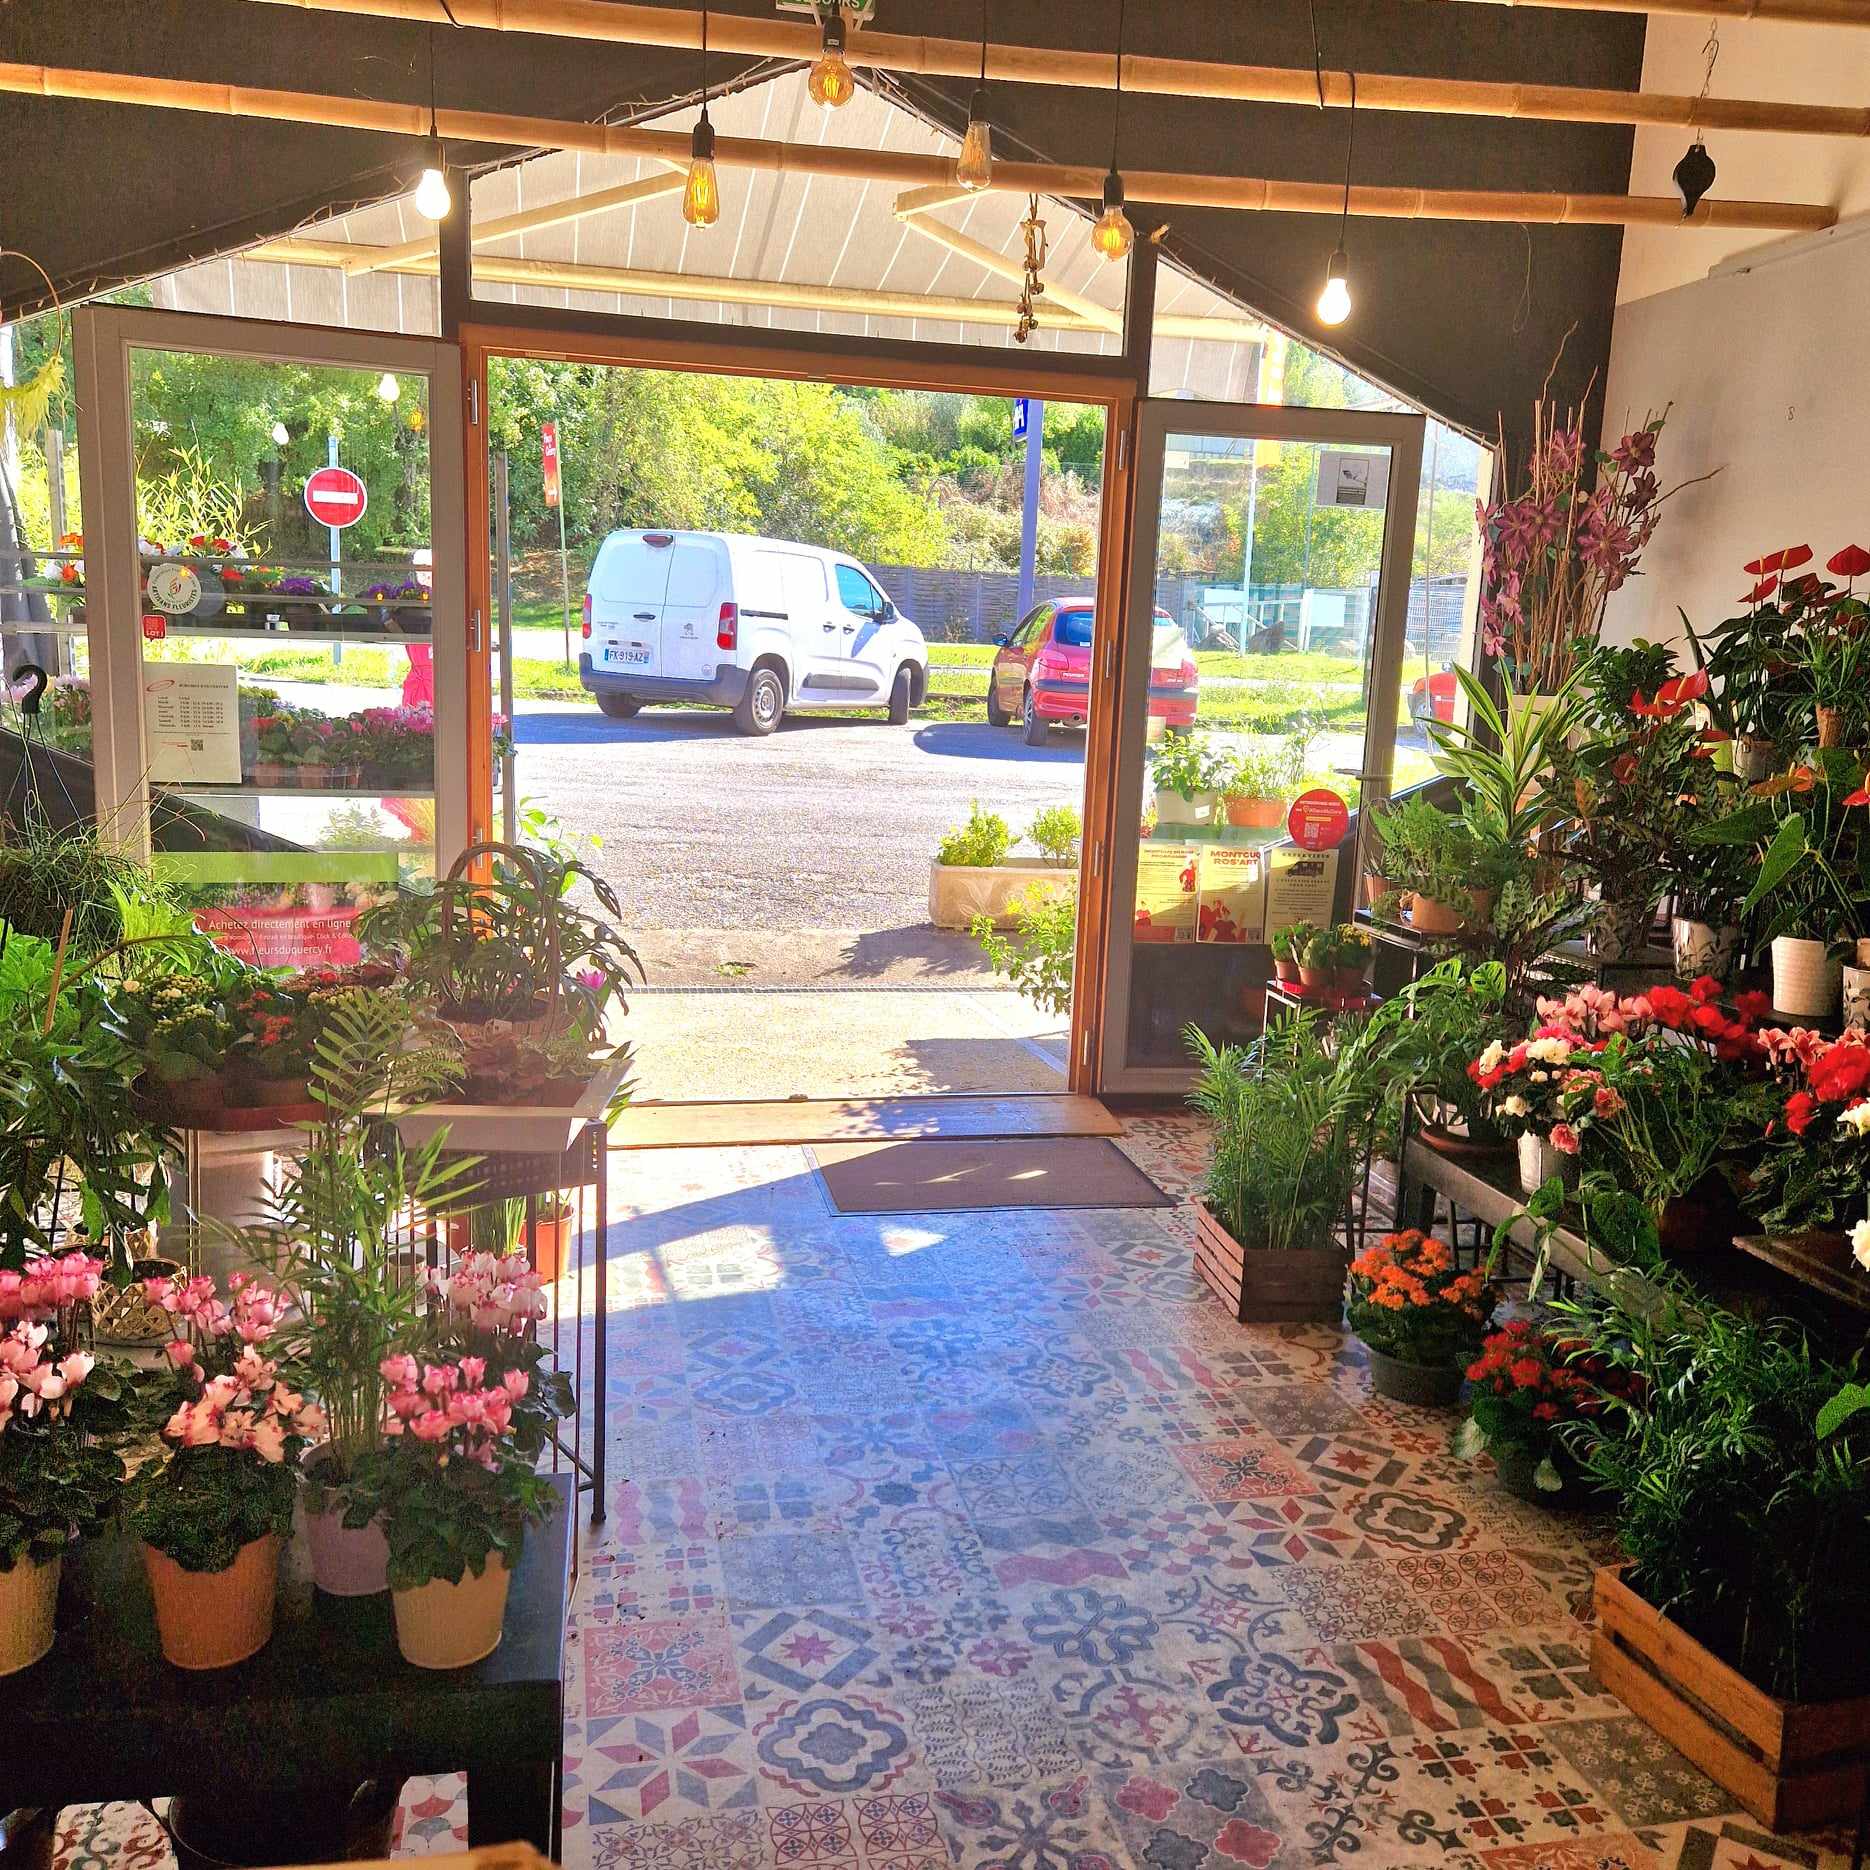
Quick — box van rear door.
[590,532,676,677]
[659,536,728,684]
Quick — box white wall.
[1619,18,1870,306]
[1604,16,1870,647]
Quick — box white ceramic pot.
[1671,917,1739,983]
[1771,935,1841,1020]
[1517,1131,1558,1195]
[1153,787,1217,828]
[1595,896,1653,962]
[1844,964,1870,1029]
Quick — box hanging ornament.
[1015,195,1048,343]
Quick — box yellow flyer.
[1133,842,1199,943]
[1264,845,1340,930]
[1196,845,1267,944]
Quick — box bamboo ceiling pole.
[894,209,1124,332]
[253,235,1269,339]
[0,62,1836,232]
[345,170,684,274]
[239,0,1870,135]
[1435,0,1870,25]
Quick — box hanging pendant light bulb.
[807,6,856,110]
[955,1,992,190]
[1316,248,1351,326]
[376,372,401,403]
[683,8,722,228]
[1091,0,1132,263]
[1315,71,1359,327]
[414,136,452,220]
[1091,169,1133,263]
[412,25,452,220]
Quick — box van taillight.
[581,592,592,640]
[717,602,738,651]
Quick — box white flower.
[1477,1041,1506,1074]
[1526,1036,1571,1065]
[1500,1095,1530,1118]
[1840,1103,1870,1137]
[1853,1220,1870,1271]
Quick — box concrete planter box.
[929,858,1075,931]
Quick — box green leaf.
[1533,1456,1564,1493]
[1452,1417,1487,1460]
[1818,1382,1870,1440]
[1743,814,1808,913]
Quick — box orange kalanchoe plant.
[1346,1229,1496,1369]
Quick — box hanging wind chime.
[1015,194,1048,343]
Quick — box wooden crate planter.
[1591,1567,1870,1832]
[1193,1202,1347,1324]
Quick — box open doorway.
[484,359,1110,1105]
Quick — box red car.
[1409,665,1457,725]
[988,600,1199,746]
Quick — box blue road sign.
[1011,396,1030,442]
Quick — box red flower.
[1828,544,1870,580]
[1746,575,1780,604]
[1645,984,1693,1029]
[1744,550,1786,576]
[1785,1090,1818,1136]
[1734,989,1774,1024]
[1688,975,1723,1005]
[1509,1357,1545,1389]
[1781,544,1815,571]
[1810,1041,1870,1103]
[1845,787,1870,808]
[1610,751,1640,783]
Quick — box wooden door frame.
[1099,398,1427,1096]
[70,303,468,868]
[456,310,1144,1096]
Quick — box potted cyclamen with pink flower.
[350,1349,556,1668]
[0,1252,131,1676]
[129,1272,327,1669]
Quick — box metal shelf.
[157,783,437,801]
[144,627,432,647]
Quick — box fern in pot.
[237,990,475,1597]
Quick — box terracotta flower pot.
[142,1534,281,1670]
[1365,1345,1464,1407]
[1297,964,1331,994]
[1332,963,1368,996]
[0,1553,60,1677]
[1223,795,1286,830]
[1817,704,1845,749]
[1273,958,1301,986]
[392,1554,512,1669]
[524,1210,573,1280]
[1408,894,1464,937]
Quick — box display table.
[1,1477,573,1855]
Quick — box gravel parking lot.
[511,696,1087,941]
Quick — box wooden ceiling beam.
[235,0,1870,134]
[0,61,1836,233]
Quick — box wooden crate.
[1193,1202,1348,1324]
[1591,1566,1870,1832]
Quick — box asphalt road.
[509,697,1089,933]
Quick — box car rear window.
[591,534,676,605]
[1054,610,1094,648]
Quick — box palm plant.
[1186,1011,1381,1254]
[1427,663,1588,851]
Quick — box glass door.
[72,308,466,964]
[1097,400,1424,1093]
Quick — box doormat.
[809,1136,1174,1215]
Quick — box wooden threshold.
[611,1093,1121,1151]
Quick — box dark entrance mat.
[809,1135,1174,1215]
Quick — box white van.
[579,530,929,737]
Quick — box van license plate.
[605,646,651,666]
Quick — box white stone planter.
[1519,1131,1557,1194]
[1153,787,1218,828]
[1771,935,1840,1020]
[1671,917,1739,982]
[928,858,1075,931]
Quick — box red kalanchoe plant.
[1457,1318,1637,1494]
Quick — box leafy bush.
[936,802,1012,868]
[971,887,1075,1017]
[1147,733,1228,801]
[1221,734,1306,802]
[1558,1272,1870,1701]
[1027,805,1081,867]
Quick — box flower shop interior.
[9,2,1870,1869]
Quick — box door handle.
[842,625,856,634]
[633,611,655,621]
[823,623,836,632]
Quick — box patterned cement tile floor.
[51,1116,1858,1870]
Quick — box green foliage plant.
[1365,957,1515,1143]
[972,887,1076,1018]
[1147,733,1229,802]
[1557,1270,1870,1702]
[1027,805,1081,868]
[936,802,1012,869]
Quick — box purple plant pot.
[301,1465,390,1598]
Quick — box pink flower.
[1549,1123,1581,1156]
[250,1416,288,1463]
[164,1338,197,1370]
[458,1355,486,1388]
[501,1369,531,1400]
[410,1410,451,1443]
[380,1352,419,1389]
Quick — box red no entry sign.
[1287,787,1350,852]
[304,465,368,530]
